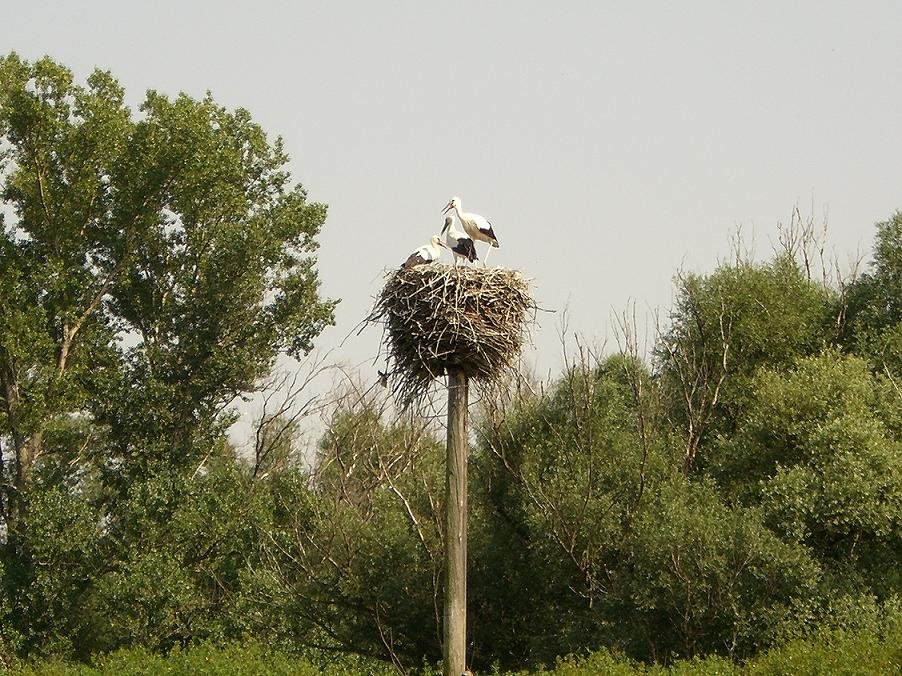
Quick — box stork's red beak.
[442,201,453,214]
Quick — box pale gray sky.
[4,1,902,434]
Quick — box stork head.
[442,196,461,214]
[441,216,453,234]
[432,234,447,248]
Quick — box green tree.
[0,52,335,659]
[473,355,672,665]
[842,212,902,382]
[618,476,820,661]
[81,461,269,656]
[0,51,334,515]
[710,351,902,597]
[249,402,446,669]
[473,354,819,666]
[656,255,832,472]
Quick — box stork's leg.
[483,244,492,265]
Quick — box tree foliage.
[0,52,335,517]
[0,52,334,664]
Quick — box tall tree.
[0,52,335,522]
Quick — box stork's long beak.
[441,219,451,234]
[442,201,453,214]
[437,240,448,248]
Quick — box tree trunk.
[443,368,468,676]
[16,431,41,491]
[1,363,41,522]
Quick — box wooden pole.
[443,367,468,676]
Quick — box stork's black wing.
[481,220,499,246]
[453,238,478,262]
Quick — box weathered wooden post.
[370,264,535,675]
[444,367,468,675]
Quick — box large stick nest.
[369,265,536,408]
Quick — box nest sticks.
[369,265,536,408]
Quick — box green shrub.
[10,642,394,675]
[746,627,902,676]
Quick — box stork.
[442,196,500,263]
[401,234,446,269]
[440,216,478,266]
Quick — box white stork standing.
[441,216,478,266]
[442,196,500,263]
[401,234,446,269]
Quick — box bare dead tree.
[832,248,866,336]
[251,369,450,671]
[656,277,732,474]
[249,353,335,480]
[774,202,833,289]
[773,203,870,341]
[613,301,659,514]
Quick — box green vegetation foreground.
[7,628,902,675]
[1,54,900,673]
